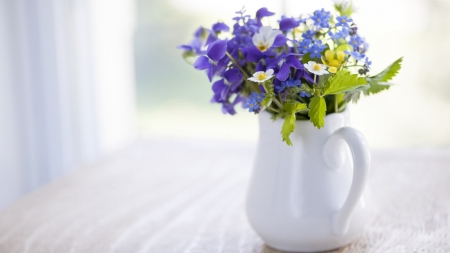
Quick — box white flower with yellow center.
[252,26,282,52]
[304,61,329,75]
[248,69,274,83]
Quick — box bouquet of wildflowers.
[178,1,402,145]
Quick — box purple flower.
[177,38,203,54]
[211,68,243,103]
[279,17,300,31]
[349,26,358,36]
[295,67,314,84]
[193,40,228,81]
[212,22,229,33]
[222,95,243,115]
[256,7,275,20]
[267,53,303,81]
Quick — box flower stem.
[335,94,338,113]
[266,106,280,113]
[225,52,249,78]
[225,51,260,93]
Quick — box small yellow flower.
[322,50,346,73]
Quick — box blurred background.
[1,0,450,209]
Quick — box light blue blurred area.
[134,0,212,109]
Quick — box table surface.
[0,139,449,253]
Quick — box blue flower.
[363,57,372,69]
[315,8,331,20]
[302,30,316,40]
[284,77,301,87]
[345,50,365,61]
[275,82,287,92]
[300,91,311,97]
[246,91,265,103]
[243,98,260,112]
[329,28,349,40]
[299,39,312,54]
[348,35,363,50]
[311,10,330,28]
[336,15,353,28]
[308,43,326,59]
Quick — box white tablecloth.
[0,139,449,253]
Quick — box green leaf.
[323,71,367,95]
[281,114,296,146]
[318,74,331,87]
[363,80,391,96]
[370,57,403,83]
[280,101,307,146]
[334,2,355,17]
[343,91,361,103]
[335,43,352,52]
[308,96,327,129]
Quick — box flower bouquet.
[178,1,402,146]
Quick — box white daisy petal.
[265,69,274,76]
[252,71,264,78]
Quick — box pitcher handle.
[322,127,370,236]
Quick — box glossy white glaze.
[246,110,371,252]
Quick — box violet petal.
[207,40,227,62]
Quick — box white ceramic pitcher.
[246,110,371,252]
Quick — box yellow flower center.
[342,19,346,23]
[257,73,267,80]
[313,64,322,71]
[257,43,268,52]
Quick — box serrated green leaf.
[281,114,296,146]
[363,80,391,96]
[370,57,403,83]
[318,74,331,87]
[308,96,326,128]
[323,71,367,95]
[280,101,307,146]
[344,91,361,103]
